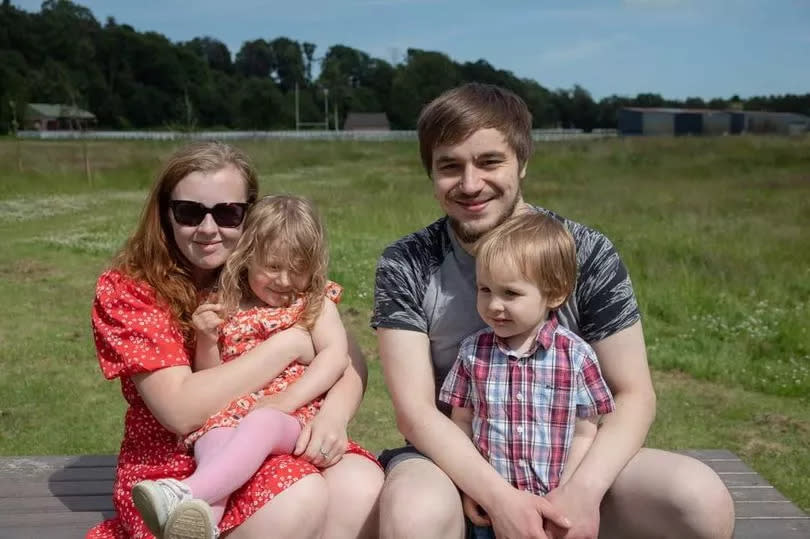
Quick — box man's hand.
[191,301,224,342]
[292,405,349,469]
[542,483,601,539]
[487,487,571,539]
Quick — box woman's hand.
[293,405,349,469]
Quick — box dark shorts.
[468,525,496,539]
[377,444,431,474]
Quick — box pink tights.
[182,407,302,523]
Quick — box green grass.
[0,135,808,511]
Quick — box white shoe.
[132,478,194,537]
[163,499,218,539]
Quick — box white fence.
[18,129,618,142]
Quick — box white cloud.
[537,34,632,66]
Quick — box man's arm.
[544,320,655,539]
[449,406,474,438]
[564,320,654,498]
[559,416,598,486]
[379,327,569,538]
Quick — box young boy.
[438,211,615,538]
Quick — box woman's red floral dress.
[88,270,376,538]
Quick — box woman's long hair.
[112,142,259,340]
[218,195,329,330]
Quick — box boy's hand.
[192,302,224,341]
[462,492,491,526]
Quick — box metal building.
[618,107,809,136]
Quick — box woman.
[90,142,383,538]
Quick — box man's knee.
[603,450,735,539]
[379,460,464,539]
[668,457,735,538]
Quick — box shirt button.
[516,426,524,434]
[518,459,527,467]
[516,393,524,401]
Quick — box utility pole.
[295,82,300,131]
[334,102,339,131]
[323,88,329,130]
[9,100,21,172]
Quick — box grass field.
[0,135,808,510]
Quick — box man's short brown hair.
[417,82,533,175]
[475,212,576,306]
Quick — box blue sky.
[14,0,810,100]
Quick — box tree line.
[2,0,809,133]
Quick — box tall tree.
[389,49,461,128]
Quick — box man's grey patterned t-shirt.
[371,206,640,415]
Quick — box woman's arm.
[133,326,314,435]
[291,327,368,467]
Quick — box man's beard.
[448,189,521,244]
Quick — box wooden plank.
[717,473,774,488]
[0,494,114,514]
[0,479,113,498]
[0,511,115,527]
[733,517,810,539]
[0,456,116,481]
[729,486,796,502]
[0,451,807,539]
[734,500,810,519]
[0,525,97,539]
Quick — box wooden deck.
[0,449,807,538]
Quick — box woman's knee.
[227,475,329,539]
[327,455,383,500]
[379,459,464,539]
[323,456,384,538]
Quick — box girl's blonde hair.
[218,195,329,329]
[475,212,577,307]
[112,142,258,341]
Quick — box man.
[372,83,734,539]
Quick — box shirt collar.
[493,312,559,358]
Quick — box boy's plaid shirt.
[439,314,615,494]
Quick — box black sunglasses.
[168,200,249,228]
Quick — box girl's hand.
[293,407,349,469]
[192,302,224,341]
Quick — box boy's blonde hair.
[475,212,577,307]
[219,195,328,329]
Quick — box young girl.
[132,195,353,539]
